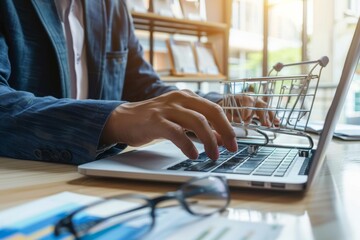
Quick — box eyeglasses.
[54,176,230,239]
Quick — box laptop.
[79,18,360,191]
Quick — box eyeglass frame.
[54,176,230,239]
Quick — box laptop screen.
[307,17,360,190]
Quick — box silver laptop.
[79,18,360,191]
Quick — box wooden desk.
[1,139,359,240]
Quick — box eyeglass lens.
[181,176,229,216]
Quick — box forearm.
[0,85,123,164]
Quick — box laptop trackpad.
[106,141,204,170]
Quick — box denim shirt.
[0,0,177,164]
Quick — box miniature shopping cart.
[221,56,329,154]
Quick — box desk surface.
[1,139,360,240]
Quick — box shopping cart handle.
[272,56,329,72]
[318,56,329,67]
[273,62,284,72]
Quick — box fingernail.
[227,138,238,152]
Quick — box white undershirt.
[55,0,88,99]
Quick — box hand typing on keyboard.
[101,90,280,162]
[101,90,238,161]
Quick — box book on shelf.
[151,0,174,17]
[179,0,205,21]
[127,0,148,13]
[167,39,222,77]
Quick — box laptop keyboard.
[167,144,298,177]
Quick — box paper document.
[301,121,360,140]
[0,192,282,240]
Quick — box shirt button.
[34,149,42,160]
[61,150,73,162]
[76,54,80,64]
[51,151,60,162]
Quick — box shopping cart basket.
[221,56,329,153]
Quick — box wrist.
[99,105,122,146]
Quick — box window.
[348,0,360,14]
[229,0,263,79]
[229,0,307,79]
[268,0,303,75]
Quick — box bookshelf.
[130,0,231,83]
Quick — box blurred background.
[128,0,360,124]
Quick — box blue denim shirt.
[0,0,177,164]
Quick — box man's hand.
[100,90,238,160]
[219,95,280,127]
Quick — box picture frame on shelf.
[179,0,205,21]
[126,0,148,13]
[167,39,198,76]
[171,0,184,19]
[194,42,221,75]
[151,0,174,17]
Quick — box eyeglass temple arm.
[54,199,150,238]
[79,194,180,235]
[150,193,177,206]
[84,204,151,230]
